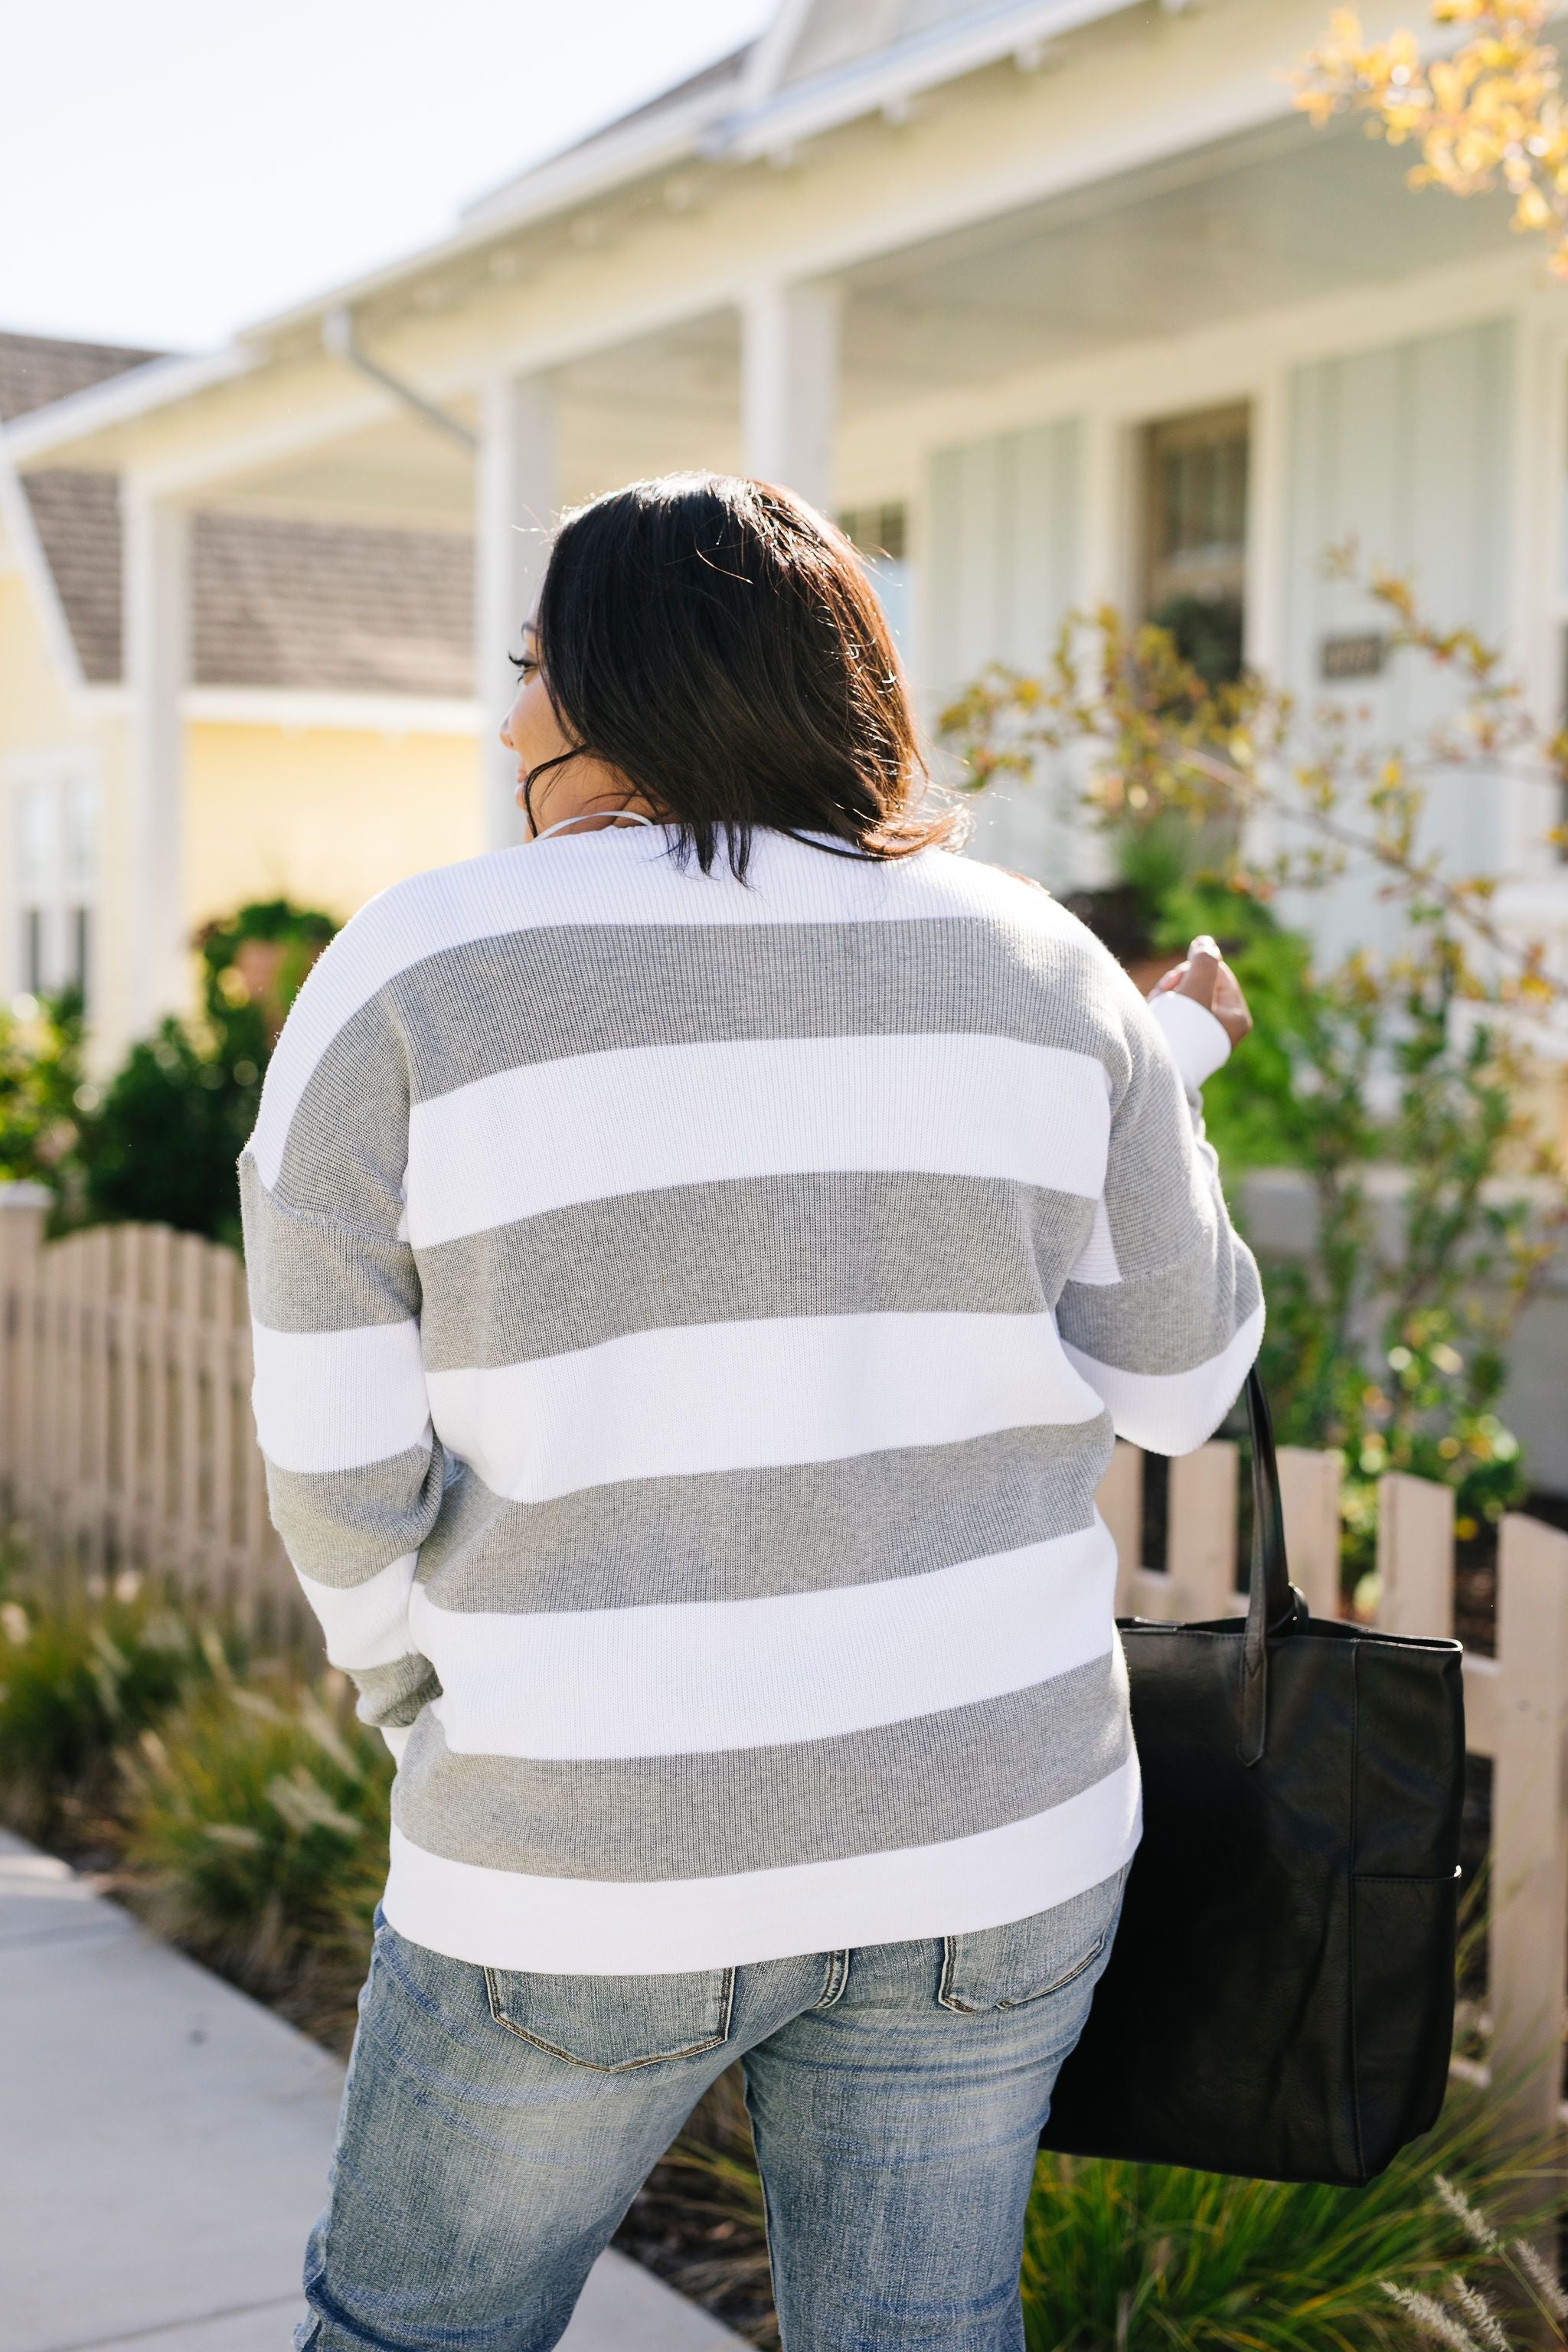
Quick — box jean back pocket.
[939,1870,1125,2014]
[484,1963,735,2071]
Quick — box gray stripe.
[242,1159,419,1334]
[260,990,410,1236]
[382,918,1128,1106]
[1060,1245,1263,1377]
[392,1652,1132,1881]
[417,1172,1093,1371]
[414,1421,1113,1612]
[353,1655,440,1730]
[1101,997,1233,1281]
[266,1446,445,1589]
[267,917,1133,1214]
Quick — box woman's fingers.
[1149,936,1253,1046]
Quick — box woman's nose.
[498,716,514,751]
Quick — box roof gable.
[4,332,474,697]
[24,478,475,695]
[749,0,1054,101]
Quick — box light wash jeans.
[298,1869,1125,2352]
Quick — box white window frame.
[3,748,102,1008]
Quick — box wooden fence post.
[1490,1510,1568,2145]
[0,1186,49,1521]
[1167,1442,1240,1617]
[1377,1472,1455,1641]
[1279,1445,1343,1620]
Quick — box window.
[1141,405,1250,684]
[8,757,100,1008]
[839,502,910,651]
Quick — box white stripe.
[1067,1196,1121,1286]
[250,1318,431,1475]
[405,1034,1110,1248]
[381,1753,1142,1974]
[425,1311,1106,1506]
[250,834,1063,1187]
[1148,991,1232,1092]
[1063,1301,1265,1455]
[296,1553,419,1671]
[416,1522,1116,1760]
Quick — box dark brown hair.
[528,472,961,877]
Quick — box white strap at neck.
[531,811,656,844]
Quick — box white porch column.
[122,483,188,1031]
[740,279,842,514]
[475,373,559,851]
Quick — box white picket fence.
[0,1188,295,1635]
[1,1188,1566,2140]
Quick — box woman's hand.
[1148,935,1253,1047]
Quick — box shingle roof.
[0,331,164,425]
[191,511,473,697]
[20,469,122,680]
[6,332,475,697]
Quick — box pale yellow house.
[0,334,480,1063]
[5,0,1568,1069]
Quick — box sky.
[3,1,775,354]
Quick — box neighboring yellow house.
[0,332,481,1065]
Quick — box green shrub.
[0,1582,212,1843]
[0,986,90,1196]
[1019,2092,1540,2352]
[122,1664,390,2034]
[70,897,338,1246]
[72,1019,261,1246]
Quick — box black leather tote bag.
[1043,1369,1465,2187]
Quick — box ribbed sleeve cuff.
[1149,991,1232,1091]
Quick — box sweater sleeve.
[1056,981,1263,1455]
[238,985,444,1738]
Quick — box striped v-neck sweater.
[240,827,1262,1974]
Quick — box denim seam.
[481,1964,737,2071]
[813,1949,851,2008]
[937,1926,1109,2016]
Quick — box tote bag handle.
[1238,1366,1299,1767]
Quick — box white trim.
[0,450,86,694]
[253,100,740,342]
[0,347,257,466]
[715,0,1141,163]
[122,486,189,1031]
[458,60,749,233]
[1244,365,1289,679]
[1,746,103,1003]
[183,687,481,736]
[740,0,819,108]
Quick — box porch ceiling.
[836,113,1520,402]
[197,410,475,531]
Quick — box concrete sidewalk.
[0,1831,742,2351]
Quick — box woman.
[242,472,1259,2352]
